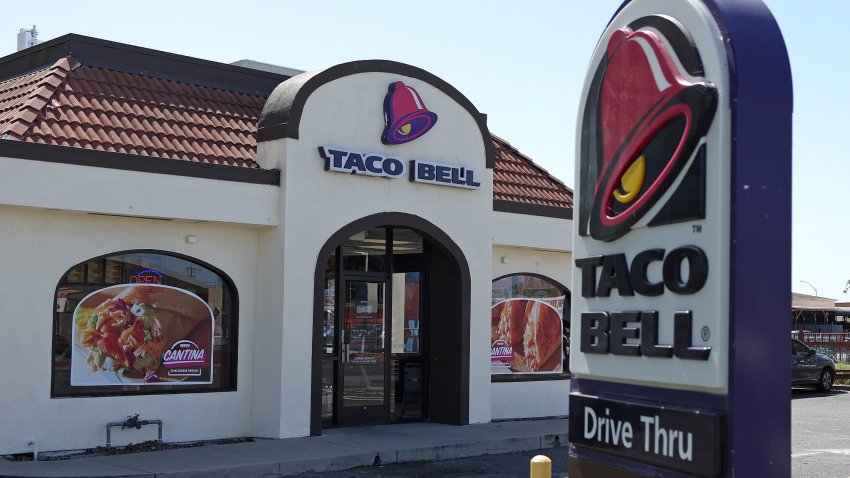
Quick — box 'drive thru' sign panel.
[569,394,723,477]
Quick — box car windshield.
[792,340,809,355]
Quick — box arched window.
[52,251,238,397]
[491,273,570,381]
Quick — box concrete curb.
[0,418,567,478]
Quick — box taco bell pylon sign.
[569,0,792,476]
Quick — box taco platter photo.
[70,284,214,386]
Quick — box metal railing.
[106,414,162,448]
[796,331,850,344]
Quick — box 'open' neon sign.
[130,269,164,285]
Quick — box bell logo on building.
[381,81,438,145]
[578,17,718,242]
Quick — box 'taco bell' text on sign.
[318,147,480,190]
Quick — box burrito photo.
[496,298,528,349]
[520,300,562,371]
[491,298,563,373]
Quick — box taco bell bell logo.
[381,81,438,145]
[578,24,718,242]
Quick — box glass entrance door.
[320,227,430,429]
[390,271,426,421]
[339,279,387,426]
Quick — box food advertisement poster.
[491,298,564,374]
[71,284,214,386]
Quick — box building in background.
[792,292,850,361]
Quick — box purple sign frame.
[569,0,791,476]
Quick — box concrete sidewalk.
[0,418,567,478]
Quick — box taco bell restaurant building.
[0,35,573,454]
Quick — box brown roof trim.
[493,199,573,220]
[0,140,280,185]
[1,34,288,96]
[257,60,496,169]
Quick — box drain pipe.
[106,414,163,448]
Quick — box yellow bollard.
[530,454,552,478]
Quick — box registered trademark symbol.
[701,326,710,342]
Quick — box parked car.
[792,338,836,392]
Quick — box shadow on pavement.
[791,387,848,399]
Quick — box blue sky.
[3,1,848,300]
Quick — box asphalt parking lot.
[306,388,850,478]
[793,387,850,478]
[301,447,569,478]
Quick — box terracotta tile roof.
[0,57,77,138]
[492,134,574,209]
[0,54,573,210]
[0,56,265,167]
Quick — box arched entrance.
[311,213,470,434]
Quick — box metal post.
[800,280,817,297]
[530,455,551,478]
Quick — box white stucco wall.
[0,205,262,453]
[491,211,573,253]
[0,156,279,226]
[490,242,573,420]
[255,71,495,436]
[492,245,573,283]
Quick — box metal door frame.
[336,275,391,427]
